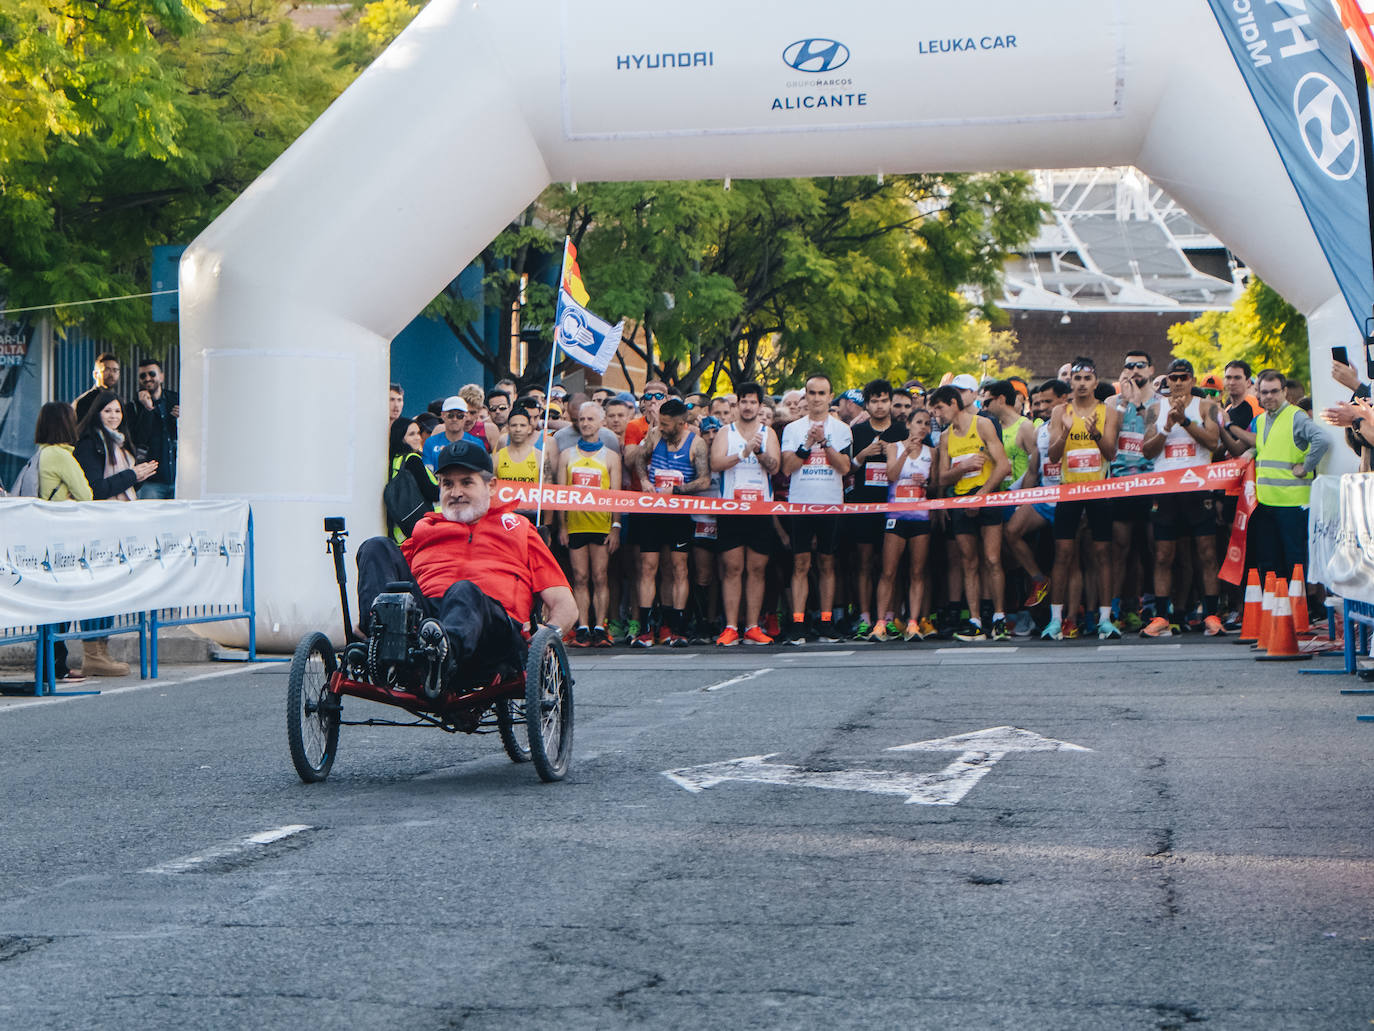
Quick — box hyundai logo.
[782,38,850,73]
[1293,72,1360,182]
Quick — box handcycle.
[286,517,573,784]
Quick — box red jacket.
[401,503,568,623]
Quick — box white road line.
[143,824,314,875]
[0,664,260,715]
[702,668,775,692]
[934,647,1019,655]
[1096,644,1182,653]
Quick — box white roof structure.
[1001,168,1243,313]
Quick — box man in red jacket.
[357,440,576,683]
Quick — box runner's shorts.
[567,532,608,550]
[717,514,778,556]
[1053,499,1113,543]
[1151,493,1216,542]
[845,512,887,545]
[949,507,1003,535]
[884,516,931,540]
[634,514,695,553]
[786,514,843,556]
[1110,495,1152,525]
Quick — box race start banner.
[1205,0,1374,330]
[0,499,249,630]
[495,459,1248,517]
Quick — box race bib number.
[653,469,685,491]
[894,484,926,501]
[734,487,763,503]
[1165,442,1197,461]
[571,468,600,487]
[1065,447,1102,475]
[1119,431,1143,456]
[1044,461,1061,480]
[864,465,889,487]
[694,519,718,540]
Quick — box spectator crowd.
[386,348,1365,651]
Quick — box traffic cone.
[1235,569,1262,644]
[1289,565,1310,635]
[1258,578,1302,661]
[1254,571,1276,652]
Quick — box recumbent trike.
[286,517,573,784]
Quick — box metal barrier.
[18,510,258,697]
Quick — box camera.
[324,517,346,533]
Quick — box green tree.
[844,320,1029,390]
[1166,278,1310,385]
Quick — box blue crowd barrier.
[0,624,49,695]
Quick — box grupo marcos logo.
[1293,72,1360,182]
[782,38,850,73]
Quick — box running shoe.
[1023,576,1051,609]
[1041,619,1064,641]
[763,613,782,638]
[631,629,655,648]
[815,620,841,643]
[562,627,578,646]
[954,621,986,642]
[572,626,592,648]
[917,617,937,640]
[868,624,890,643]
[715,626,740,647]
[1222,613,1243,632]
[887,619,904,637]
[903,619,921,642]
[1097,621,1122,641]
[593,625,614,647]
[1203,614,1226,637]
[657,625,673,646]
[784,621,808,646]
[1122,611,1144,633]
[663,631,688,648]
[1063,622,1080,640]
[623,619,642,645]
[990,618,1010,641]
[605,618,625,643]
[742,625,774,646]
[1139,616,1173,638]
[853,619,872,640]
[1011,611,1035,638]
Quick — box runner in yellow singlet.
[1044,356,1122,641]
[495,409,550,526]
[555,402,623,647]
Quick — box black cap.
[433,439,494,475]
[1166,358,1195,375]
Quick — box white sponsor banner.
[0,499,249,630]
[561,0,1123,139]
[1308,473,1374,605]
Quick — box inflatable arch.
[181,0,1364,648]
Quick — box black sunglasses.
[641,392,666,402]
[1123,361,1149,370]
[1167,373,1190,382]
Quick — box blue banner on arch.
[1205,0,1374,327]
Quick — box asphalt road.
[1,640,1371,1030]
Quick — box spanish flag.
[561,239,591,307]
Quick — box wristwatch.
[796,445,812,459]
[1180,416,1192,428]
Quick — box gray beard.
[445,495,490,525]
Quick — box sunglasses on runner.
[1167,373,1191,382]
[641,392,666,402]
[1123,361,1149,370]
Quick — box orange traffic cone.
[1289,565,1310,635]
[1259,578,1302,661]
[1236,569,1262,644]
[1254,571,1276,652]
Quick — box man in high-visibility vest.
[1231,368,1329,579]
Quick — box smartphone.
[1333,345,1350,366]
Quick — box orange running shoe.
[1140,616,1174,638]
[716,626,741,647]
[1203,614,1226,636]
[742,625,774,646]
[657,624,673,645]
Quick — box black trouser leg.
[355,537,419,633]
[435,580,527,682]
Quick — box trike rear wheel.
[287,632,340,783]
[496,697,531,763]
[524,627,573,782]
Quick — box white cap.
[441,395,468,413]
[950,374,979,391]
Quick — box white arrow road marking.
[663,727,1091,806]
[702,668,774,692]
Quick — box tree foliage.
[0,0,414,351]
[1166,278,1310,385]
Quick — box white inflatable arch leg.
[181,0,1360,647]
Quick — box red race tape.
[494,459,1248,516]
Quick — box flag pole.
[535,238,570,524]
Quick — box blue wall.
[390,262,496,417]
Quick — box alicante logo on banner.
[1294,71,1361,180]
[782,39,850,73]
